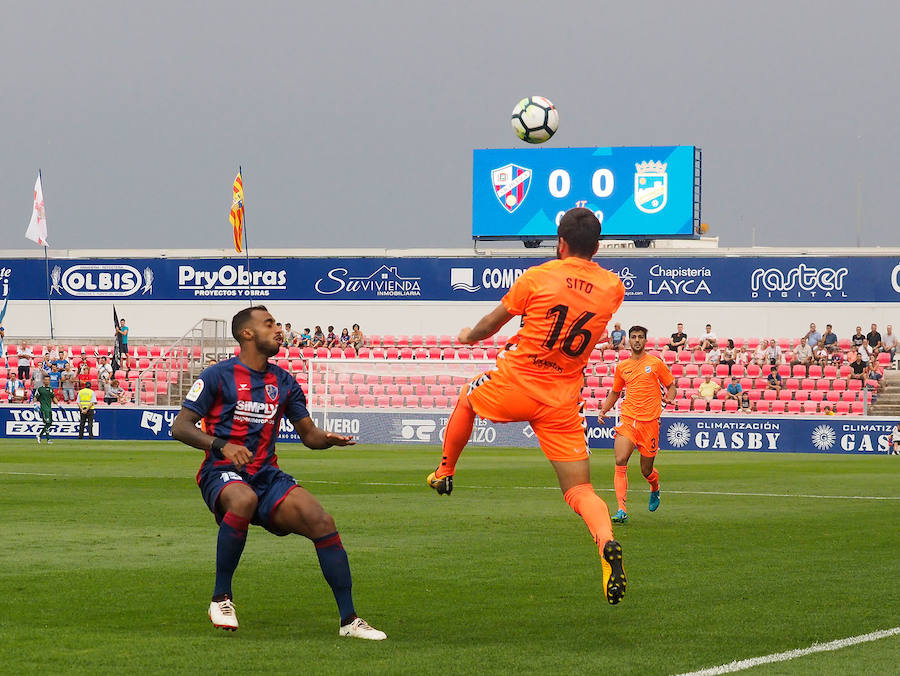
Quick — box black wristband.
[210,437,227,455]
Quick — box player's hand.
[457,327,474,345]
[597,411,609,425]
[324,432,356,447]
[223,443,252,471]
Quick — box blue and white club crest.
[265,384,279,401]
[491,164,532,213]
[634,160,668,214]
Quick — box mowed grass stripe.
[1,440,898,675]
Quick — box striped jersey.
[182,357,309,476]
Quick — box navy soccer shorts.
[197,463,300,536]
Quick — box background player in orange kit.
[598,325,676,523]
[426,207,628,605]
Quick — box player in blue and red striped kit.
[172,306,386,640]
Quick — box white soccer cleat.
[338,617,387,640]
[35,432,41,444]
[208,598,239,631]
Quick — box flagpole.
[240,165,253,307]
[39,170,55,340]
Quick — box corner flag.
[25,173,49,246]
[229,172,245,253]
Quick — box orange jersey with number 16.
[498,257,625,408]
[612,353,674,421]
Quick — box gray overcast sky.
[1,1,897,251]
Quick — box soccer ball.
[511,96,559,144]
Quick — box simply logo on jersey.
[750,264,849,299]
[634,161,668,214]
[178,264,287,298]
[491,164,532,213]
[450,268,481,292]
[50,264,147,297]
[234,400,279,425]
[314,265,422,297]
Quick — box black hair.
[628,325,648,338]
[557,207,601,257]
[231,305,268,342]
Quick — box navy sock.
[213,512,250,599]
[313,532,356,624]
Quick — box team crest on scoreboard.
[491,164,532,213]
[265,384,279,401]
[634,160,668,214]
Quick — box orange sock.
[563,483,613,548]
[435,389,475,479]
[645,468,659,492]
[614,465,628,512]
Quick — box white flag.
[25,174,49,246]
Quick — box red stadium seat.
[808,390,825,402]
[381,335,396,347]
[777,365,790,377]
[802,401,819,414]
[675,399,692,412]
[357,348,370,358]
[442,348,456,360]
[399,348,414,360]
[471,348,485,359]
[746,364,761,378]
[708,400,724,412]
[700,364,715,376]
[731,364,745,377]
[770,401,787,413]
[723,399,739,413]
[763,389,777,401]
[792,365,807,378]
[850,402,865,415]
[778,390,793,401]
[785,378,799,390]
[793,390,810,402]
[754,400,770,413]
[692,399,708,412]
[808,365,823,378]
[801,378,816,390]
[787,400,802,414]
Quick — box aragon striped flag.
[229,171,245,253]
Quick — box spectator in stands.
[822,404,835,416]
[667,323,687,352]
[725,376,742,401]
[851,326,865,347]
[60,363,77,403]
[298,328,312,347]
[848,352,868,383]
[821,324,838,353]
[814,341,830,368]
[706,344,721,365]
[738,391,752,413]
[857,338,873,365]
[700,324,717,351]
[829,346,844,368]
[753,339,770,367]
[720,339,737,373]
[104,378,127,405]
[866,324,883,355]
[18,341,32,382]
[882,325,897,360]
[692,375,720,409]
[55,349,69,372]
[0,325,4,358]
[325,325,338,348]
[117,318,129,355]
[283,323,298,348]
[791,339,813,369]
[312,325,325,348]
[34,356,51,388]
[97,356,112,389]
[5,370,25,403]
[766,366,782,393]
[46,345,59,362]
[764,339,782,365]
[609,322,626,350]
[803,323,822,349]
[77,359,90,380]
[350,323,365,353]
[48,363,61,393]
[339,328,351,349]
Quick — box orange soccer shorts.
[615,415,660,457]
[465,372,589,462]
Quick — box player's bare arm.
[664,382,677,406]
[292,415,356,449]
[172,407,252,470]
[458,303,514,345]
[598,389,622,424]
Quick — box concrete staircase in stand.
[868,369,900,417]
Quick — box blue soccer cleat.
[611,509,628,523]
[648,490,660,512]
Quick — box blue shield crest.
[634,161,668,214]
[491,164,532,213]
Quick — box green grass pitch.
[1,440,898,674]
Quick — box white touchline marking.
[2,472,897,501]
[675,626,900,675]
